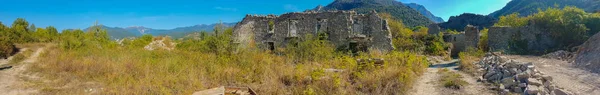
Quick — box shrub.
[478,28,489,51]
[128,34,153,48]
[438,69,468,89]
[0,37,16,59]
[495,6,597,53]
[495,13,529,27]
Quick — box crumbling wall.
[488,26,554,54]
[427,24,441,35]
[443,25,480,56]
[446,34,466,56]
[464,25,479,48]
[233,11,394,52]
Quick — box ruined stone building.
[232,11,394,52]
[443,25,480,56]
[488,25,555,54]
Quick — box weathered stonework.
[232,11,394,52]
[427,23,441,35]
[443,25,480,56]
[488,26,555,54]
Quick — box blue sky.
[0,0,510,30]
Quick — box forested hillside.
[489,0,600,18]
[320,0,433,27]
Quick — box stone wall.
[443,25,479,56]
[427,23,441,34]
[233,11,394,52]
[488,26,555,54]
[464,25,480,48]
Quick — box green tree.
[494,13,529,27]
[34,28,50,42]
[29,24,36,32]
[585,13,600,36]
[531,6,588,48]
[9,18,33,43]
[46,26,59,41]
[478,28,489,51]
[0,22,14,59]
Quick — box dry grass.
[438,68,468,89]
[458,48,484,74]
[27,43,430,94]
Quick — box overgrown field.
[0,13,444,94]
[19,25,431,94]
[30,40,429,94]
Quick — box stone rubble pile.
[542,50,574,61]
[477,53,571,95]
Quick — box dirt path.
[410,59,495,95]
[0,47,44,95]
[507,55,600,95]
[411,67,442,95]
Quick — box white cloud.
[214,7,238,12]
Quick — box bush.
[59,25,117,50]
[495,13,529,27]
[438,69,468,89]
[0,38,16,59]
[495,6,597,53]
[478,28,489,51]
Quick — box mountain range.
[317,0,434,27]
[489,0,600,18]
[404,3,444,23]
[97,0,600,39]
[84,22,236,39]
[438,13,497,31]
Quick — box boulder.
[526,85,540,95]
[518,83,527,88]
[528,78,543,86]
[489,73,502,81]
[542,75,553,82]
[502,70,513,78]
[513,87,523,93]
[574,32,600,73]
[516,73,530,81]
[484,71,496,79]
[509,68,519,75]
[501,77,517,87]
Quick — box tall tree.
[29,24,36,32]
[46,26,59,41]
[10,18,32,43]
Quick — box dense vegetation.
[489,0,600,18]
[380,13,448,56]
[0,18,62,59]
[322,0,433,27]
[495,6,600,53]
[438,13,497,31]
[0,16,442,94]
